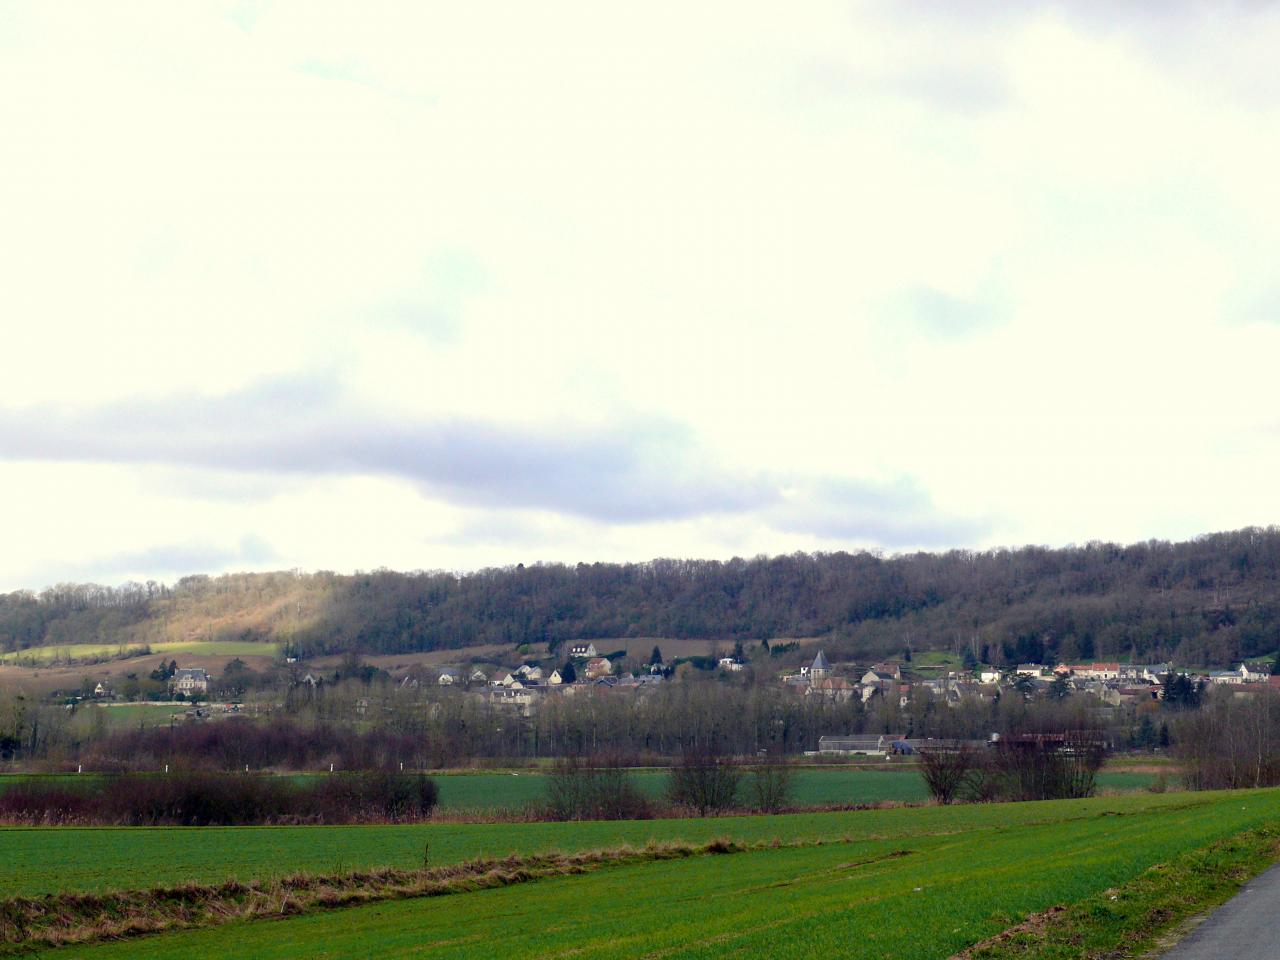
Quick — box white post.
[245,764,249,773]
[330,762,334,773]
[400,762,404,771]
[165,764,169,773]
[77,764,82,774]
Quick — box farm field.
[0,790,1228,901]
[25,788,1280,959]
[0,764,1157,812]
[0,640,279,664]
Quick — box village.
[81,645,1280,728]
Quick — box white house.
[718,657,745,672]
[437,669,461,686]
[978,669,1001,684]
[568,643,598,659]
[171,667,209,696]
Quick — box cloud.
[0,375,988,551]
[769,477,993,548]
[0,376,775,525]
[26,536,278,588]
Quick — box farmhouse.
[568,643,598,659]
[170,667,209,696]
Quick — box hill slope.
[3,527,1280,667]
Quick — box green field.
[17,788,1280,959]
[0,640,279,664]
[0,790,1224,901]
[431,767,1154,809]
[0,765,1156,812]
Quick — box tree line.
[4,527,1280,665]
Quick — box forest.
[2,527,1280,667]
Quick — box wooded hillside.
[3,527,1279,667]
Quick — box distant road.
[1160,862,1280,959]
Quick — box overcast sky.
[4,1,1280,591]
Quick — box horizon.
[7,3,1280,590]
[7,522,1274,595]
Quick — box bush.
[747,762,794,813]
[0,771,438,825]
[669,748,741,816]
[918,743,981,805]
[544,754,651,820]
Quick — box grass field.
[0,640,279,664]
[0,765,1156,812]
[0,789,1220,901]
[19,788,1280,959]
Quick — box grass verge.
[953,823,1280,959]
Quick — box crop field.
[16,788,1280,959]
[0,640,279,664]
[0,790,1240,902]
[0,764,1156,814]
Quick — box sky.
[4,1,1280,591]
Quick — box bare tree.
[918,742,981,804]
[669,746,741,815]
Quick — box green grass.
[0,791,1234,902]
[25,789,1280,959]
[0,640,279,664]
[0,765,1155,812]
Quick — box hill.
[3,527,1280,667]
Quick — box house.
[1209,670,1244,686]
[1015,664,1046,677]
[547,669,564,685]
[437,669,461,686]
[516,664,544,681]
[978,668,1001,684]
[806,677,856,702]
[870,662,902,680]
[1070,663,1122,681]
[718,657,745,672]
[93,681,111,698]
[488,687,540,716]
[1241,663,1270,683]
[469,668,488,685]
[170,668,209,697]
[584,657,613,679]
[808,650,831,681]
[568,643,598,659]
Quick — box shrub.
[544,754,651,820]
[748,762,794,813]
[918,743,981,805]
[669,747,741,816]
[0,771,437,825]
